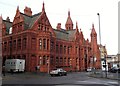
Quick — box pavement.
[2,72,49,79]
[1,71,120,80]
[87,71,120,80]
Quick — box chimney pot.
[24,6,32,16]
[56,23,61,30]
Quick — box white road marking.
[75,79,118,85]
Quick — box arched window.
[47,39,49,50]
[43,39,46,50]
[56,45,58,53]
[39,39,42,50]
[64,46,66,54]
[56,57,59,65]
[18,39,21,50]
[13,40,16,50]
[60,57,63,65]
[4,42,7,51]
[23,38,27,49]
[38,24,40,30]
[51,41,54,51]
[39,56,42,65]
[50,56,54,65]
[31,38,36,50]
[64,57,66,65]
[60,45,62,54]
[68,57,70,65]
[43,56,46,65]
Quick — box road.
[2,72,119,86]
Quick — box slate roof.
[3,20,12,33]
[54,29,76,41]
[20,12,41,29]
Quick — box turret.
[75,21,79,35]
[91,24,97,37]
[90,23,97,55]
[42,2,45,12]
[65,11,73,30]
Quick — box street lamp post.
[97,13,103,76]
[97,13,102,69]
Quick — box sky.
[0,0,119,55]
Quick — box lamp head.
[97,13,99,15]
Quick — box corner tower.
[90,24,97,54]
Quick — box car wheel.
[51,74,53,77]
[58,72,62,76]
[64,73,67,76]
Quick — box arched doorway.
[30,55,37,72]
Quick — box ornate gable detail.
[31,3,55,37]
[75,22,80,42]
[12,7,24,33]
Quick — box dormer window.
[43,26,46,31]
[47,28,49,31]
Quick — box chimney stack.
[56,23,61,30]
[6,17,10,22]
[24,6,32,16]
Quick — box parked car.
[50,68,67,76]
[108,67,118,73]
[86,67,92,72]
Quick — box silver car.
[50,68,67,76]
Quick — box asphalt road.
[1,72,119,86]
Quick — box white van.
[5,59,25,72]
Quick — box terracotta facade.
[1,3,101,72]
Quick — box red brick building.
[1,3,101,72]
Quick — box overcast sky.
[0,0,119,55]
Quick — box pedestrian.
[2,66,5,76]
